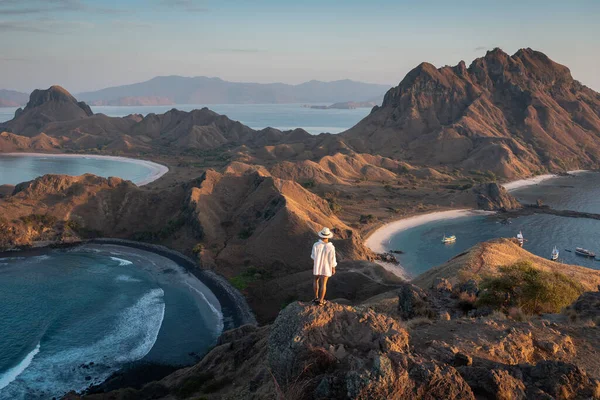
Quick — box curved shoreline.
[365,170,595,256]
[0,239,256,395]
[1,152,169,186]
[501,169,589,192]
[365,210,489,254]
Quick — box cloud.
[0,0,122,15]
[160,0,209,12]
[0,18,93,34]
[474,46,491,52]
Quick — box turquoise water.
[389,172,600,277]
[0,155,157,186]
[0,244,223,399]
[1,104,371,135]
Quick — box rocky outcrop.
[473,182,522,210]
[73,299,600,399]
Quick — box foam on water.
[0,289,165,399]
[110,256,133,266]
[115,274,142,283]
[0,343,40,391]
[185,281,224,335]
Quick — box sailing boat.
[441,234,456,244]
[551,246,559,261]
[516,231,524,247]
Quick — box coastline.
[0,239,256,396]
[1,152,169,186]
[365,209,489,254]
[501,169,589,192]
[365,170,594,257]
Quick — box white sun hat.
[318,227,333,239]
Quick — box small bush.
[359,214,377,224]
[229,266,271,291]
[192,243,204,254]
[301,180,316,189]
[457,292,477,312]
[476,261,584,314]
[238,226,255,239]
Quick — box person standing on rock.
[311,227,337,306]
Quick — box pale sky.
[1,0,599,93]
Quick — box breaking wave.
[185,282,224,335]
[0,289,165,399]
[0,343,40,391]
[110,257,133,266]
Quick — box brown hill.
[342,48,600,178]
[3,86,94,137]
[0,132,60,152]
[412,238,600,291]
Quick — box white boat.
[516,231,524,246]
[551,246,559,261]
[442,235,456,244]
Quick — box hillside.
[412,238,600,291]
[342,48,600,179]
[77,76,389,105]
[0,89,28,107]
[0,170,396,322]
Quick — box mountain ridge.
[76,76,390,105]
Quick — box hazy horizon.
[1,0,599,93]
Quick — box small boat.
[550,246,559,261]
[575,247,596,257]
[516,231,524,247]
[442,235,456,244]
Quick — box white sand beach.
[3,153,168,186]
[365,209,492,253]
[501,170,590,192]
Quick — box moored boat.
[516,231,524,246]
[442,235,456,244]
[575,247,596,257]
[551,246,559,261]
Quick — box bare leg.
[313,276,320,301]
[319,276,329,302]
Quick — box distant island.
[304,101,378,110]
[0,89,28,107]
[75,76,388,106]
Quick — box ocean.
[0,154,162,186]
[0,244,223,399]
[0,103,371,135]
[388,172,600,277]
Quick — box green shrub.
[192,243,204,254]
[229,266,271,291]
[359,214,376,224]
[301,180,316,188]
[476,261,584,314]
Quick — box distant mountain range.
[75,76,389,106]
[0,89,28,107]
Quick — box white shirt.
[311,240,337,277]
